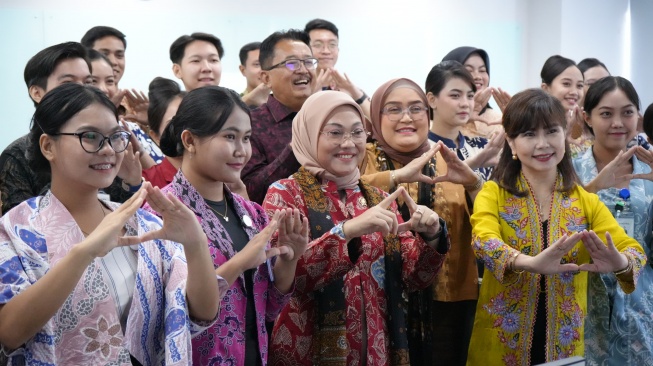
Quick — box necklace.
[81,200,108,236]
[208,201,229,222]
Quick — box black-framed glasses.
[381,104,429,122]
[52,130,131,153]
[265,58,318,71]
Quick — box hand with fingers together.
[312,68,333,94]
[342,187,404,242]
[275,208,310,262]
[472,87,492,122]
[585,146,637,193]
[512,232,583,275]
[394,144,441,185]
[621,145,653,182]
[129,184,208,248]
[79,185,149,258]
[433,142,481,188]
[464,130,504,170]
[123,89,150,126]
[120,119,156,170]
[396,188,442,242]
[578,231,629,273]
[492,87,512,113]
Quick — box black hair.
[169,32,224,64]
[23,42,91,106]
[239,42,261,66]
[583,76,640,135]
[643,102,653,144]
[28,83,118,174]
[540,55,579,85]
[304,18,339,38]
[491,88,579,196]
[441,46,490,76]
[259,29,310,70]
[159,86,250,157]
[424,61,476,119]
[147,77,187,137]
[86,48,112,68]
[578,58,609,75]
[81,26,127,49]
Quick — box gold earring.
[512,153,518,160]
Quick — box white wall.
[0,0,636,150]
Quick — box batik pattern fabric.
[573,148,653,366]
[264,174,446,366]
[145,170,291,366]
[427,131,493,181]
[467,177,645,366]
[0,191,223,365]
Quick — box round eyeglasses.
[381,104,429,122]
[52,131,132,153]
[265,58,318,72]
[319,128,367,145]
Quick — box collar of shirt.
[266,94,296,124]
[428,130,465,149]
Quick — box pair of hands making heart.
[343,186,441,243]
[81,182,309,273]
[586,145,653,193]
[394,142,480,188]
[515,230,629,275]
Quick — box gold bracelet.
[509,251,524,274]
[614,257,633,276]
[464,172,484,191]
[391,170,398,188]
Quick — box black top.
[531,220,548,365]
[205,198,261,366]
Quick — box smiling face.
[92,36,126,84]
[46,102,124,190]
[428,77,475,131]
[543,66,584,110]
[507,124,566,178]
[30,58,92,104]
[90,59,117,98]
[308,29,339,70]
[464,53,489,91]
[260,39,315,112]
[585,88,638,152]
[186,107,252,184]
[380,87,430,153]
[316,105,366,177]
[173,40,222,91]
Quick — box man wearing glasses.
[241,29,317,204]
[305,19,371,119]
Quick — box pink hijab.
[370,78,431,165]
[291,91,366,190]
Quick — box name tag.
[616,216,635,237]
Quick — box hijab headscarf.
[369,78,431,165]
[442,46,492,114]
[291,90,365,190]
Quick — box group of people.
[0,17,651,366]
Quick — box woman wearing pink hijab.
[265,90,448,366]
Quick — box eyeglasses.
[320,128,367,145]
[310,42,338,51]
[265,58,318,71]
[381,104,429,122]
[52,130,131,153]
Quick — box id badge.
[616,216,635,237]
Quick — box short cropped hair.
[304,18,339,38]
[259,29,310,70]
[169,32,224,64]
[81,26,126,49]
[239,42,261,66]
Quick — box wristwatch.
[121,177,145,193]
